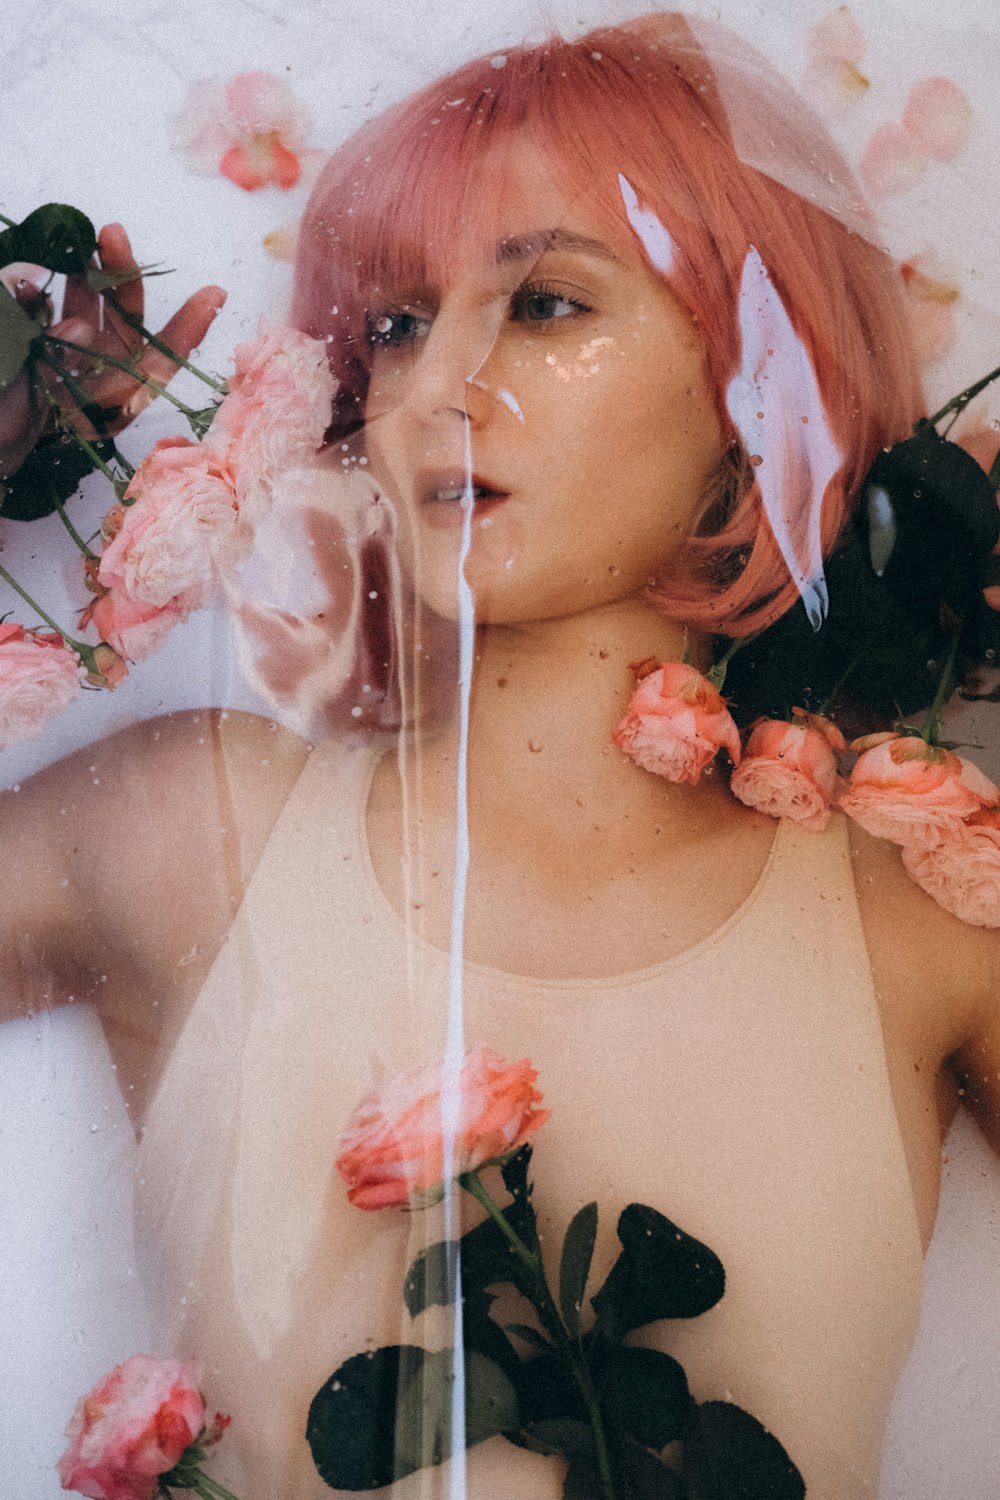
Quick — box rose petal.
[902,77,972,161]
[859,122,929,199]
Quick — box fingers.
[154,283,227,362]
[95,223,144,356]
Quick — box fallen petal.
[807,4,867,65]
[860,122,929,198]
[902,77,972,161]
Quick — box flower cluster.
[59,1354,236,1500]
[614,660,1000,928]
[0,306,336,748]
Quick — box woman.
[5,11,1000,1498]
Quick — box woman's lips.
[416,469,511,529]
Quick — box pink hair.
[291,12,925,636]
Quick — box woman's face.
[362,141,725,625]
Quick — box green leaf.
[0,430,113,521]
[0,286,41,390]
[620,1438,686,1498]
[518,1417,595,1461]
[563,1458,606,1500]
[681,1402,805,1500]
[590,1205,725,1342]
[560,1201,598,1337]
[307,1345,519,1490]
[600,1345,691,1451]
[516,1349,588,1429]
[0,204,97,276]
[506,1322,553,1354]
[404,1198,538,1316]
[84,261,170,293]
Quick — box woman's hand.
[0,222,226,476]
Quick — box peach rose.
[0,623,82,748]
[839,733,998,848]
[84,589,185,664]
[613,660,741,785]
[98,437,239,611]
[901,807,1000,927]
[336,1047,550,1210]
[730,712,845,831]
[58,1354,204,1500]
[205,321,336,522]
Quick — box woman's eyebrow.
[495,228,620,265]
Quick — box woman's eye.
[510,286,589,324]
[367,310,431,348]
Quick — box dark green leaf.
[560,1202,598,1337]
[404,1199,538,1316]
[501,1142,534,1200]
[681,1402,805,1500]
[464,1288,522,1382]
[506,1322,553,1353]
[518,1418,595,1460]
[0,430,113,520]
[84,261,169,293]
[591,1205,725,1342]
[0,204,97,276]
[564,1458,605,1500]
[516,1350,588,1429]
[307,1345,518,1490]
[620,1438,686,1499]
[0,286,40,390]
[601,1345,691,1451]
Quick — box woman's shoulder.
[846,815,999,1071]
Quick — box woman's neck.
[404,596,732,859]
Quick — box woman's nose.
[405,303,504,428]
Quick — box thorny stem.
[460,1171,617,1500]
[925,362,1000,428]
[43,332,211,425]
[56,502,99,560]
[33,347,135,478]
[105,290,228,393]
[0,561,79,646]
[706,635,744,693]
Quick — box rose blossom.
[730,712,845,831]
[204,321,336,523]
[84,589,185,664]
[901,807,1000,928]
[839,733,998,848]
[0,623,82,748]
[612,660,741,785]
[98,437,239,611]
[58,1354,204,1500]
[336,1047,550,1210]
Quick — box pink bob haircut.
[291,10,925,637]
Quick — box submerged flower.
[730,711,845,831]
[336,1047,550,1210]
[901,807,1000,927]
[99,438,239,612]
[0,624,82,748]
[613,660,741,785]
[839,733,997,848]
[173,71,312,190]
[204,320,336,522]
[58,1354,204,1500]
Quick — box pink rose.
[612,660,741,785]
[98,438,239,611]
[85,589,184,664]
[0,623,82,748]
[336,1047,550,1211]
[730,712,845,831]
[58,1354,204,1500]
[839,733,998,848]
[204,321,336,522]
[901,807,1000,927]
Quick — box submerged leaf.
[681,1402,805,1500]
[590,1204,725,1341]
[307,1344,518,1490]
[560,1202,598,1337]
[0,204,97,276]
[600,1345,692,1451]
[0,287,40,390]
[1,430,114,520]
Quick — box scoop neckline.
[352,745,788,993]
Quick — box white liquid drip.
[440,423,477,1500]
